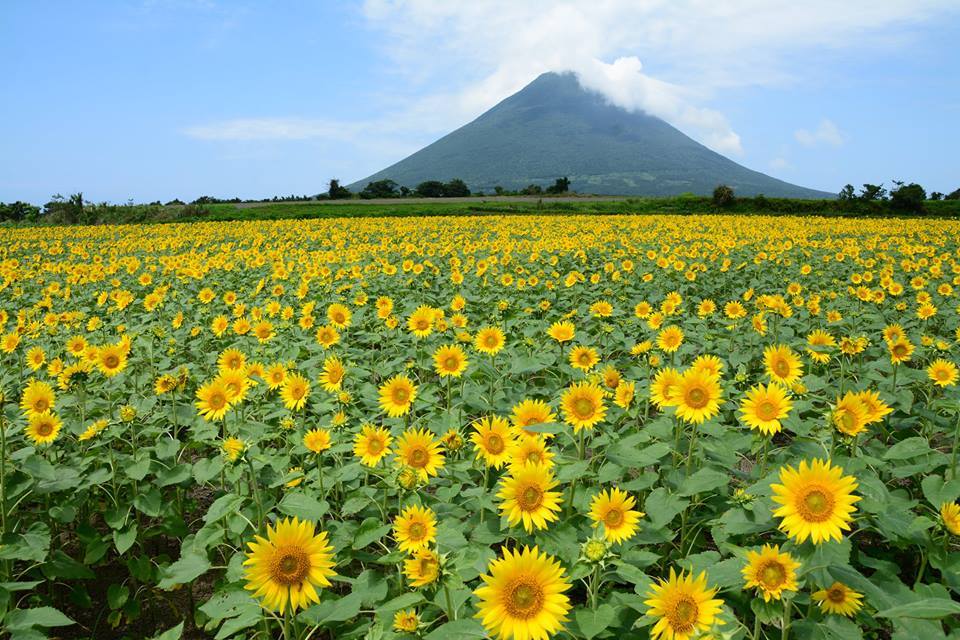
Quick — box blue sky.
[2,1,959,204]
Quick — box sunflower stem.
[443,583,457,620]
[949,412,960,481]
[753,612,762,640]
[781,598,791,640]
[246,456,263,530]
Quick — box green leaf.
[0,524,51,563]
[113,524,137,555]
[148,622,184,640]
[883,437,931,460]
[678,467,729,496]
[377,592,425,615]
[5,607,75,630]
[157,551,211,590]
[921,474,960,507]
[607,441,671,468]
[643,488,688,530]
[299,591,362,625]
[424,619,486,640]
[575,604,617,640]
[875,598,960,619]
[203,493,245,525]
[278,492,328,522]
[352,518,392,550]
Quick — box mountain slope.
[349,72,830,198]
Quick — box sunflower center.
[826,586,846,603]
[393,388,409,403]
[209,392,226,410]
[519,485,544,510]
[368,439,383,454]
[668,596,699,632]
[36,421,54,437]
[269,546,310,585]
[408,522,426,540]
[686,386,708,408]
[444,357,459,370]
[756,400,778,421]
[525,451,542,463]
[505,579,544,618]
[416,319,429,330]
[799,487,835,521]
[485,336,496,347]
[759,561,787,588]
[574,397,595,418]
[408,446,428,468]
[773,359,790,377]
[485,434,505,454]
[604,508,623,527]
[33,399,50,412]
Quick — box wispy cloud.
[794,119,846,147]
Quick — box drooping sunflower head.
[560,381,606,432]
[222,437,246,462]
[353,424,393,467]
[644,568,724,640]
[474,546,571,640]
[396,428,445,479]
[589,488,643,544]
[470,415,516,469]
[393,504,437,553]
[741,544,800,602]
[771,458,860,544]
[497,461,562,533]
[243,517,337,614]
[379,374,418,418]
[740,383,792,436]
[812,582,863,617]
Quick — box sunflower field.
[1,214,960,640]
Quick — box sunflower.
[326,302,352,328]
[854,390,892,425]
[764,344,803,386]
[547,320,575,343]
[243,517,337,613]
[650,367,683,409]
[222,437,246,461]
[471,415,516,469]
[396,428,445,479]
[303,428,332,453]
[928,359,959,387]
[741,544,800,601]
[20,379,55,417]
[812,582,864,617]
[941,502,960,535]
[393,609,420,633]
[614,380,635,409]
[353,424,393,466]
[216,369,250,405]
[406,306,434,338]
[318,355,346,392]
[26,346,45,370]
[830,392,869,437]
[218,348,246,372]
[559,383,605,433]
[25,411,62,446]
[379,375,417,417]
[403,548,440,588]
[510,435,555,469]
[474,546,571,640]
[771,458,860,544]
[195,379,231,421]
[568,345,599,371]
[393,504,437,553]
[673,368,722,425]
[265,362,287,390]
[657,326,684,353]
[511,399,557,437]
[497,462,562,532]
[66,335,88,357]
[475,326,506,355]
[589,488,643,543]
[740,383,792,436]
[644,568,724,640]
[690,355,723,378]
[315,324,340,348]
[887,338,914,364]
[277,374,308,412]
[433,344,469,378]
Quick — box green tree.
[859,183,886,201]
[415,181,446,197]
[545,177,570,194]
[712,184,735,208]
[327,179,352,200]
[889,181,926,214]
[359,180,399,199]
[442,178,471,197]
[945,188,960,200]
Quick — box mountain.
[348,72,831,198]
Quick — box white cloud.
[187,1,956,163]
[794,119,846,147]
